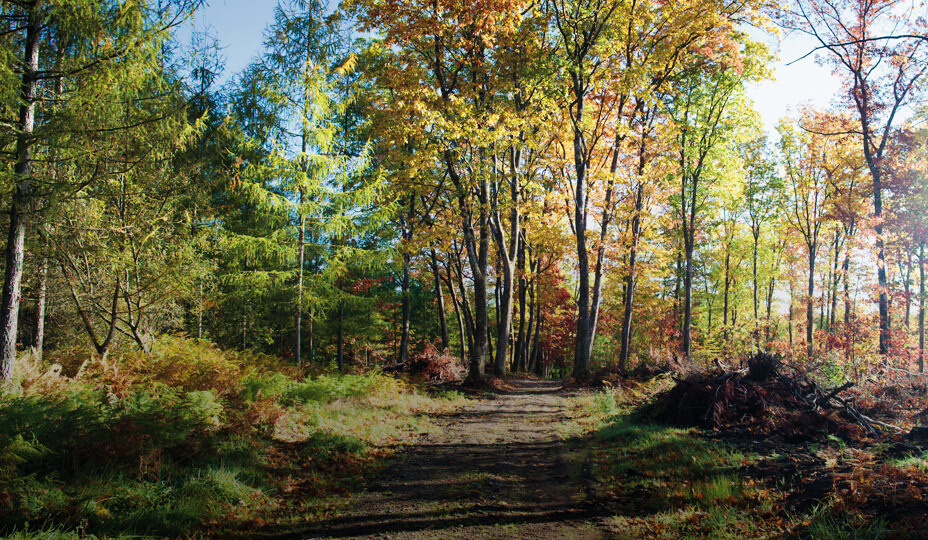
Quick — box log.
[816,382,854,408]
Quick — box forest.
[0,0,927,537]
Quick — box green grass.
[570,386,783,539]
[802,503,890,539]
[572,386,906,539]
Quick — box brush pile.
[640,352,892,443]
[384,342,466,382]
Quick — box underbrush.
[0,336,464,538]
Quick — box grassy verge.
[0,336,465,539]
[570,376,897,539]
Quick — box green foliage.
[0,335,459,537]
[240,371,293,401]
[283,372,400,405]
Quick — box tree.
[740,131,782,348]
[668,39,763,363]
[352,0,537,382]
[783,0,928,356]
[546,0,768,375]
[219,0,380,367]
[779,115,833,358]
[0,0,202,380]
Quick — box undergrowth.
[0,336,464,538]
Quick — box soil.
[265,379,607,539]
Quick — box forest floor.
[256,378,608,540]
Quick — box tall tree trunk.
[807,248,816,358]
[296,186,305,368]
[308,307,314,365]
[872,172,891,356]
[766,276,776,341]
[682,236,694,362]
[443,260,467,361]
[919,242,925,373]
[399,250,411,364]
[32,255,47,362]
[829,231,842,330]
[752,227,760,348]
[197,278,203,340]
[900,255,913,330]
[398,196,414,364]
[530,292,543,376]
[514,271,527,372]
[788,280,795,348]
[337,298,345,373]
[443,151,490,383]
[0,7,40,381]
[525,263,538,373]
[490,188,518,377]
[723,251,731,329]
[619,183,644,371]
[681,159,699,363]
[569,69,593,379]
[452,254,475,356]
[430,247,449,351]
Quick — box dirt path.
[277,379,606,539]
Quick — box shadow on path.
[259,379,607,540]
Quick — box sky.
[189,0,845,138]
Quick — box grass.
[590,418,789,538]
[570,379,909,539]
[0,336,466,538]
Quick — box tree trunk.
[873,182,891,356]
[399,250,411,364]
[32,256,48,362]
[515,272,527,372]
[0,7,40,382]
[900,255,913,330]
[308,307,314,365]
[919,242,925,373]
[723,251,731,329]
[490,207,518,377]
[829,232,842,330]
[337,298,345,373]
[296,186,305,368]
[430,247,449,351]
[197,278,203,340]
[452,255,475,356]
[752,227,760,347]
[682,237,694,362]
[530,292,543,376]
[807,248,816,358]
[443,260,467,361]
[766,276,776,342]
[619,183,644,371]
[788,280,795,348]
[567,68,593,379]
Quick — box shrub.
[239,371,291,402]
[283,373,401,405]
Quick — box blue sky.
[190,0,843,137]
